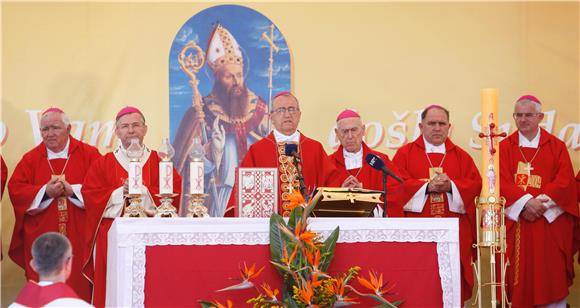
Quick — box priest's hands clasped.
[45,178,74,198]
[522,198,547,221]
[427,173,451,193]
[341,175,363,189]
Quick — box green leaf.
[270,261,294,275]
[288,206,303,229]
[303,191,323,219]
[319,226,339,272]
[269,213,286,265]
[198,300,217,308]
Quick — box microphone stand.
[382,172,388,218]
[292,155,308,200]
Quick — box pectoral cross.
[523,163,534,174]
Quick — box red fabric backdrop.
[144,241,442,307]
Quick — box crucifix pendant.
[523,163,534,175]
[51,174,65,182]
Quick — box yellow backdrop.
[1,2,578,306]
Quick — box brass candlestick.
[187,193,209,218]
[154,193,179,217]
[123,194,146,217]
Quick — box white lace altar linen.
[106,217,461,307]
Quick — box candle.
[159,161,173,194]
[128,161,142,195]
[189,159,204,194]
[479,88,506,246]
[480,88,500,198]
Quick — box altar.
[106,217,461,307]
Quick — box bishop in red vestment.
[329,108,404,217]
[575,170,580,264]
[1,155,7,198]
[500,95,579,307]
[393,105,481,303]
[227,92,338,217]
[82,107,181,308]
[7,108,101,301]
[1,155,7,260]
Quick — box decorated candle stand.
[124,138,147,217]
[187,138,209,218]
[155,137,179,217]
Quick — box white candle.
[128,161,142,195]
[159,161,173,194]
[189,160,204,194]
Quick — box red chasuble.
[12,281,88,307]
[1,155,7,198]
[393,137,481,302]
[7,137,101,301]
[227,132,339,216]
[82,150,181,308]
[499,128,579,306]
[576,170,580,264]
[329,143,405,217]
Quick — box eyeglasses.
[272,106,300,115]
[513,113,541,119]
[118,122,145,130]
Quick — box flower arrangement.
[200,191,403,307]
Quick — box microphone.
[284,143,307,197]
[365,153,402,183]
[284,143,299,158]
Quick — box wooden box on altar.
[311,187,382,217]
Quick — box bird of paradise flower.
[200,190,403,307]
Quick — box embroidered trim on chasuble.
[277,143,300,217]
[514,161,542,191]
[513,160,543,286]
[428,167,445,217]
[52,174,68,235]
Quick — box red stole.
[1,155,6,198]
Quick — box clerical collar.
[423,137,446,154]
[46,138,70,160]
[343,147,363,170]
[273,129,300,143]
[518,128,540,148]
[37,281,57,286]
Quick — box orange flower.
[357,270,388,296]
[211,299,233,308]
[287,190,306,210]
[240,262,264,281]
[310,273,322,288]
[281,243,299,266]
[329,277,345,296]
[305,249,323,272]
[261,283,280,301]
[296,281,315,305]
[294,221,317,247]
[329,278,358,304]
